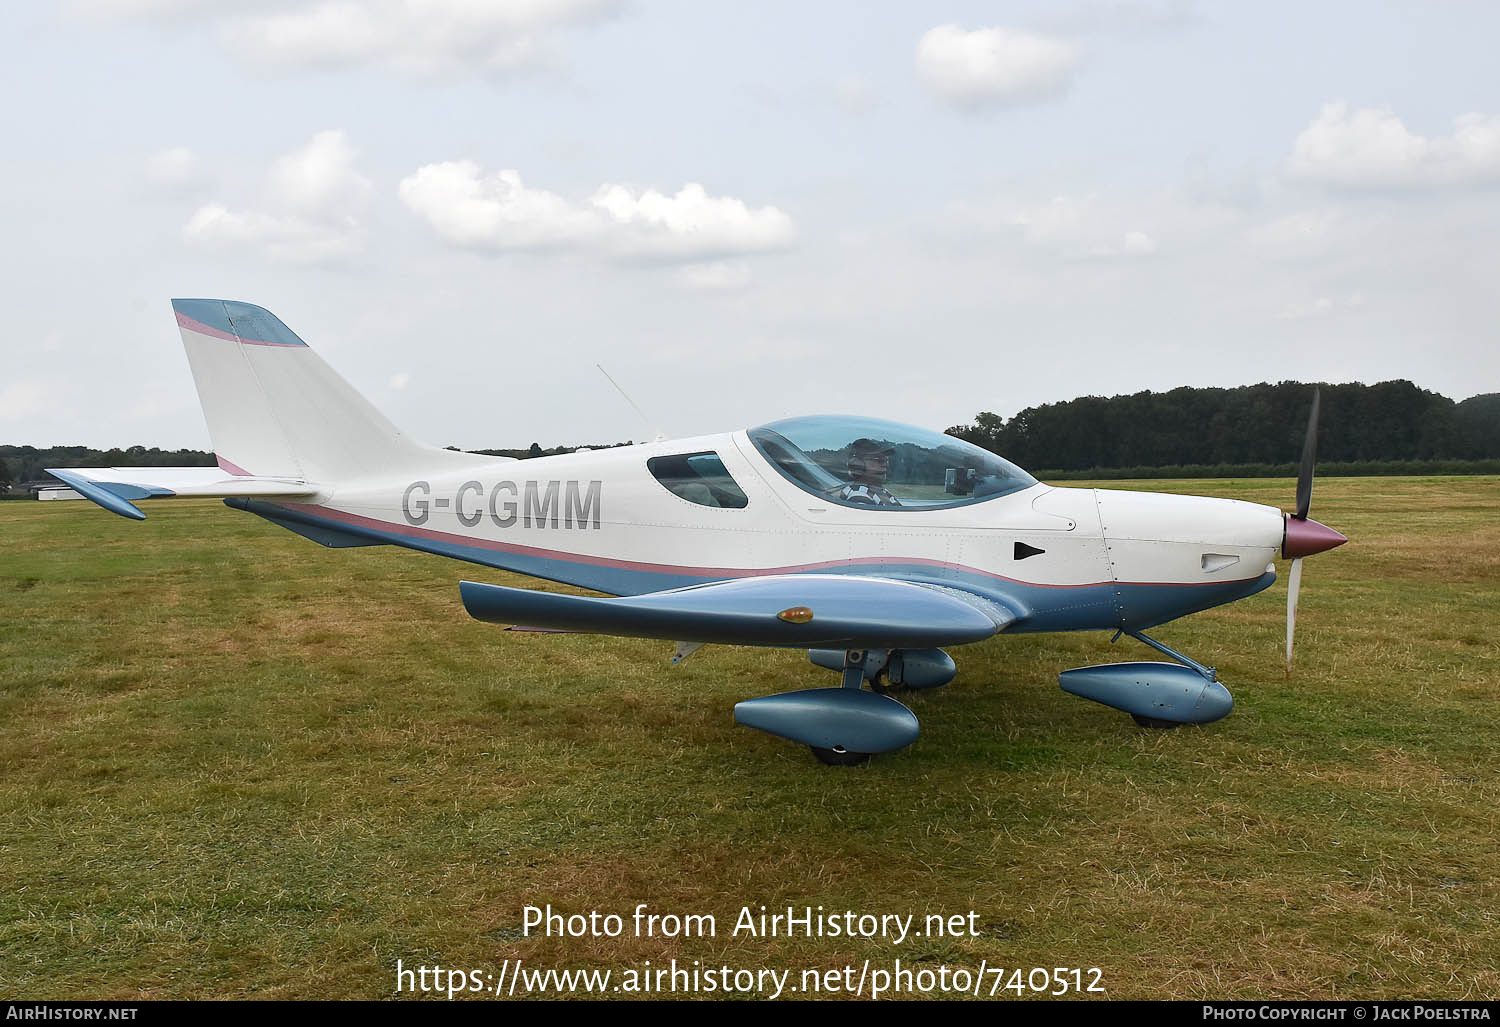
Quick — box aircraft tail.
[172,298,456,483]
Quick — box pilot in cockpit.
[839,438,902,507]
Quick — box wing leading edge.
[459,573,1015,650]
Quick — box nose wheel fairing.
[1059,629,1234,726]
[1060,662,1234,725]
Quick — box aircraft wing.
[45,467,322,521]
[459,574,1015,650]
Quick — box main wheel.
[1131,714,1180,729]
[810,745,872,766]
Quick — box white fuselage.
[262,430,1286,635]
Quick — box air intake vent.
[1201,553,1240,573]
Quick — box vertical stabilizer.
[172,299,443,482]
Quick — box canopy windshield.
[747,415,1035,511]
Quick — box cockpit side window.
[647,452,750,509]
[747,415,1036,511]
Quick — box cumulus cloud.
[398,164,601,250]
[183,205,359,265]
[183,130,374,265]
[1288,101,1500,189]
[916,24,1080,107]
[267,129,375,217]
[592,182,795,260]
[398,163,795,263]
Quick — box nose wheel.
[810,745,872,766]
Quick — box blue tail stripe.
[171,298,308,347]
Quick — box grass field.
[2,477,1497,1000]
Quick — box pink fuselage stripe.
[277,503,1263,591]
[217,456,252,477]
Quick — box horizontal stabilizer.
[460,574,1012,649]
[46,467,321,520]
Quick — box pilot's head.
[848,438,895,486]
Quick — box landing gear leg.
[807,649,876,766]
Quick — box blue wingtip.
[46,469,148,520]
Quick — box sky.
[4,1,1499,451]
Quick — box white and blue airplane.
[49,300,1347,764]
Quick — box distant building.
[14,480,62,496]
[20,480,85,501]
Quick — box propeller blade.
[1294,388,1321,520]
[1285,556,1304,677]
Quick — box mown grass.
[1,477,1497,1000]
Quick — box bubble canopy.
[746,415,1037,511]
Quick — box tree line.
[1,445,217,491]
[7,380,1499,489]
[0,442,636,492]
[946,381,1500,473]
